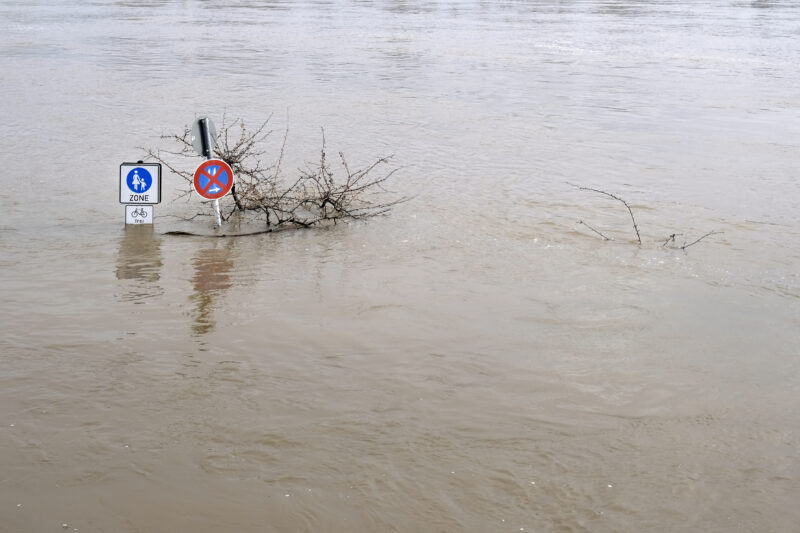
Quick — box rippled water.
[1,1,799,532]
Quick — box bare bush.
[144,116,405,231]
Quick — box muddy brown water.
[1,1,799,532]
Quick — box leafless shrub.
[144,116,405,232]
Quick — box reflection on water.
[190,241,234,336]
[115,224,163,302]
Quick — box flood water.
[1,1,799,531]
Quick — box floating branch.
[568,183,641,244]
[662,233,682,247]
[577,220,611,241]
[681,231,723,250]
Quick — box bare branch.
[577,220,612,241]
[681,231,723,250]
[662,233,683,247]
[568,182,641,244]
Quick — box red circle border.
[193,159,234,200]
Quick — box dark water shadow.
[115,225,163,302]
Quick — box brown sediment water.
[1,1,798,531]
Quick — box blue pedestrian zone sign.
[127,167,152,194]
[120,162,161,204]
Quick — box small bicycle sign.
[125,205,153,225]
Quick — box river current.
[1,1,799,531]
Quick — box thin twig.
[568,182,641,244]
[577,220,611,241]
[662,233,682,247]
[681,231,722,250]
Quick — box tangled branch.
[143,116,405,231]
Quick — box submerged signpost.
[190,116,233,227]
[118,117,233,227]
[119,161,161,224]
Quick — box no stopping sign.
[193,159,234,200]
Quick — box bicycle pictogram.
[131,207,148,219]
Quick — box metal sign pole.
[199,117,222,227]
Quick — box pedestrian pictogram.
[127,168,152,193]
[120,162,161,204]
[193,159,234,200]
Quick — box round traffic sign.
[193,159,234,200]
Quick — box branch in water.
[577,220,611,241]
[662,233,682,247]
[568,182,641,245]
[681,231,723,250]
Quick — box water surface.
[1,1,799,531]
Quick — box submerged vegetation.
[145,115,405,233]
[568,182,723,250]
[144,116,720,249]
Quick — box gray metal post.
[199,118,222,227]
